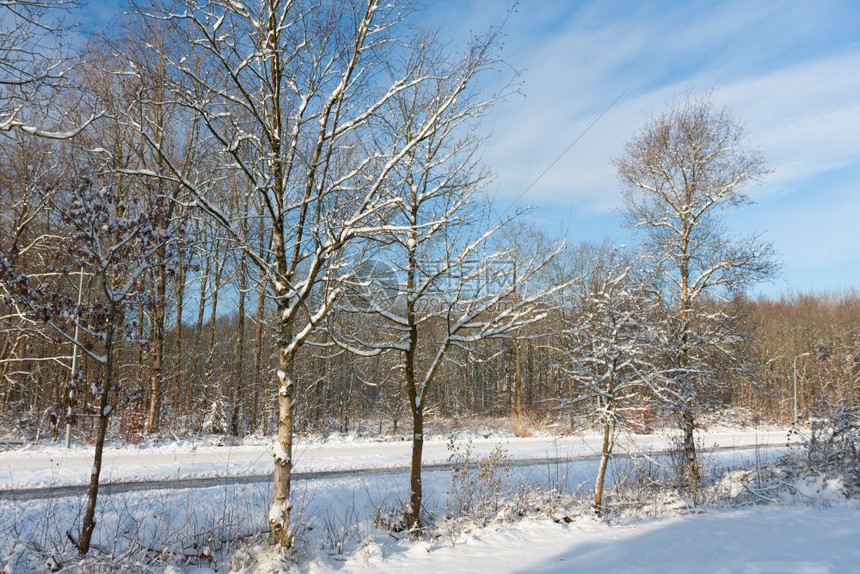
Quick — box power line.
[495,81,636,222]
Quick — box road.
[0,429,791,499]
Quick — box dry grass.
[512,414,543,438]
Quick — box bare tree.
[323,32,567,525]
[1,0,70,128]
[126,0,515,547]
[493,220,560,428]
[0,173,179,554]
[0,0,106,138]
[560,251,662,514]
[0,26,192,546]
[73,30,196,437]
[615,94,778,498]
[331,216,563,529]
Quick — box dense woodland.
[2,0,859,553]
[3,270,858,440]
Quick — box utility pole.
[64,266,85,449]
[793,351,812,424]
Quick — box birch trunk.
[270,333,295,547]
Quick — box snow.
[272,440,291,466]
[268,501,288,524]
[4,427,855,573]
[0,430,792,490]
[322,505,860,573]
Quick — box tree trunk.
[78,302,117,555]
[403,214,424,530]
[682,403,699,499]
[171,248,185,415]
[0,338,11,397]
[404,299,423,529]
[680,233,700,498]
[514,332,523,423]
[230,251,246,436]
[188,250,209,419]
[407,399,424,530]
[250,280,266,435]
[269,335,295,548]
[594,411,614,515]
[130,302,144,434]
[146,250,167,434]
[203,257,223,425]
[526,341,534,409]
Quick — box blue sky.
[423,0,860,297]
[78,0,860,297]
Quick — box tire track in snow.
[0,442,790,501]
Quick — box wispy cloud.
[428,0,860,292]
[473,0,860,211]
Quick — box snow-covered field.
[3,428,858,573]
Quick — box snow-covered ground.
[4,428,857,573]
[315,504,860,573]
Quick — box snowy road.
[1,442,787,501]
[0,429,790,491]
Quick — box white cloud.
[713,53,860,197]
[473,1,860,215]
[436,0,860,293]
